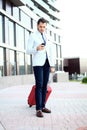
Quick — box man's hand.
[50,67,55,73]
[37,44,45,51]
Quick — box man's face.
[37,22,47,33]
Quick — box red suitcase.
[28,85,52,107]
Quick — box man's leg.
[42,59,50,109]
[33,66,43,111]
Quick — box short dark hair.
[37,18,47,25]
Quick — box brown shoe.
[36,110,44,117]
[42,108,51,113]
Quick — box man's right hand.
[37,44,45,51]
[50,67,55,73]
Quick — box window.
[33,20,37,31]
[56,44,58,58]
[54,33,56,41]
[9,50,16,75]
[50,31,54,41]
[46,29,50,37]
[56,34,58,43]
[54,60,62,71]
[8,20,15,46]
[5,18,15,46]
[16,24,25,49]
[31,18,33,29]
[26,54,32,74]
[0,0,3,9]
[12,6,19,21]
[0,47,5,76]
[58,45,62,58]
[21,11,31,29]
[0,15,4,43]
[50,31,52,36]
[52,43,56,59]
[5,0,12,15]
[49,30,53,40]
[58,35,61,43]
[18,52,25,75]
[55,60,58,71]
[19,9,21,21]
[5,17,9,44]
[58,60,62,71]
[25,30,30,50]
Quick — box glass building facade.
[0,0,62,77]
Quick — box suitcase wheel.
[29,105,32,107]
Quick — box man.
[26,18,55,117]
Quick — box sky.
[56,0,87,58]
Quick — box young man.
[26,18,55,117]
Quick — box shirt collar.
[37,30,45,36]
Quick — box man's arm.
[49,42,55,73]
[26,34,45,54]
[26,34,37,54]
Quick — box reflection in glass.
[33,20,37,31]
[9,50,16,75]
[55,60,58,71]
[12,6,19,21]
[25,30,30,50]
[26,54,32,74]
[9,20,15,46]
[31,18,33,29]
[5,18,15,46]
[56,44,58,58]
[21,11,31,29]
[58,60,62,71]
[0,15,3,43]
[0,0,3,9]
[53,43,56,58]
[58,35,60,43]
[5,0,11,15]
[58,45,61,58]
[5,17,9,43]
[50,31,52,36]
[0,48,4,76]
[16,24,24,49]
[54,33,56,41]
[19,52,25,75]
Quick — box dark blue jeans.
[33,59,50,110]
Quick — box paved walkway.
[0,82,87,130]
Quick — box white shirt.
[26,30,55,67]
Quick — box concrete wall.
[0,72,69,89]
[80,58,87,74]
[53,71,69,82]
[0,74,35,89]
[57,72,69,82]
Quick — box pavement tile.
[0,82,87,130]
[0,123,5,130]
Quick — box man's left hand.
[50,67,55,73]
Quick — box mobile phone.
[41,43,45,46]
